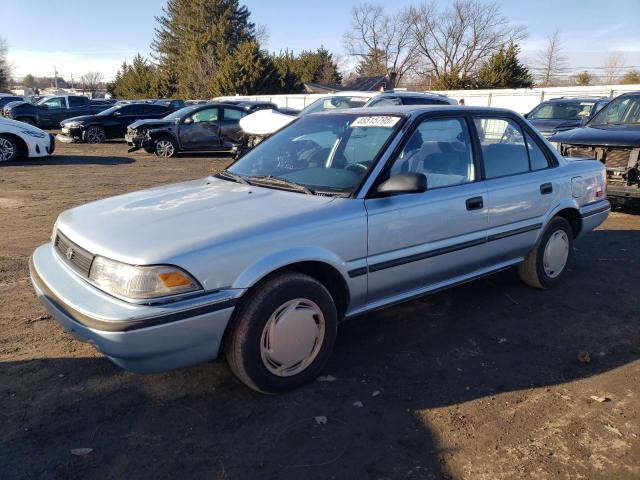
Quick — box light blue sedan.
[30,106,610,393]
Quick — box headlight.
[89,256,201,300]
[62,122,82,129]
[20,129,46,139]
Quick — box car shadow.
[0,156,135,167]
[1,229,638,479]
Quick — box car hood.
[3,101,30,111]
[0,116,45,130]
[128,119,173,130]
[56,177,336,265]
[550,124,640,147]
[239,109,296,136]
[62,114,100,125]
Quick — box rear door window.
[68,97,86,107]
[474,117,529,178]
[222,108,245,123]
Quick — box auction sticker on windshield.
[350,116,401,128]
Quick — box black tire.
[518,217,574,289]
[0,134,20,162]
[84,126,107,144]
[224,271,338,394]
[153,136,178,158]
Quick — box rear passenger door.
[473,115,558,264]
[364,115,489,300]
[220,107,246,143]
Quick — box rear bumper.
[578,199,610,237]
[607,183,640,204]
[30,244,240,373]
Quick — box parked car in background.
[152,99,186,111]
[364,91,457,107]
[126,102,268,157]
[0,117,55,162]
[549,92,640,207]
[211,99,280,112]
[238,91,380,148]
[1,95,111,129]
[525,97,608,138]
[58,103,173,143]
[0,96,25,110]
[32,105,609,393]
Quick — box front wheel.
[154,136,178,158]
[0,134,19,162]
[518,217,573,289]
[224,272,338,393]
[84,126,106,144]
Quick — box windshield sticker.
[350,116,400,128]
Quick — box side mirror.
[183,117,193,125]
[523,113,529,119]
[376,172,427,195]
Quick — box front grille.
[564,145,596,159]
[606,148,633,169]
[54,232,94,277]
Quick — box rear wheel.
[154,136,178,158]
[224,271,338,393]
[84,126,107,144]
[0,135,19,162]
[518,217,573,289]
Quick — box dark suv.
[549,92,640,207]
[525,97,610,138]
[365,91,457,107]
[126,103,270,157]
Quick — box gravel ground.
[1,140,639,479]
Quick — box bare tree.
[0,36,10,90]
[405,0,526,80]
[603,52,626,84]
[81,71,104,95]
[534,29,567,87]
[343,3,418,85]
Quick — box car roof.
[545,97,602,103]
[313,105,516,116]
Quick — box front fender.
[232,246,352,290]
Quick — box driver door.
[364,115,489,300]
[179,107,221,150]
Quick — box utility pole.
[54,67,58,89]
[70,73,74,90]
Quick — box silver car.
[30,106,610,393]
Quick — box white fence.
[214,83,640,114]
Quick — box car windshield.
[227,113,403,194]
[35,96,54,105]
[589,95,640,126]
[528,101,595,120]
[97,105,122,116]
[163,105,198,120]
[298,96,371,117]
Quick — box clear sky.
[4,0,640,82]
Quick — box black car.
[525,97,610,138]
[58,103,173,143]
[549,92,640,207]
[126,102,274,157]
[0,96,24,109]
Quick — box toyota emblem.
[65,247,74,260]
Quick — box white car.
[0,117,54,162]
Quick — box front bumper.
[125,133,147,152]
[30,243,240,373]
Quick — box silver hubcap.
[86,127,105,143]
[260,298,325,377]
[543,230,570,278]
[0,137,14,161]
[156,140,174,157]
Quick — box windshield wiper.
[215,170,249,184]
[247,175,315,195]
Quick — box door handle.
[466,196,484,211]
[540,182,553,195]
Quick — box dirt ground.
[1,140,639,480]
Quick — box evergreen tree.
[111,55,159,99]
[432,67,474,90]
[296,47,342,85]
[210,41,279,96]
[575,71,591,86]
[476,42,533,89]
[271,50,303,93]
[152,0,255,98]
[355,48,388,77]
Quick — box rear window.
[69,97,87,107]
